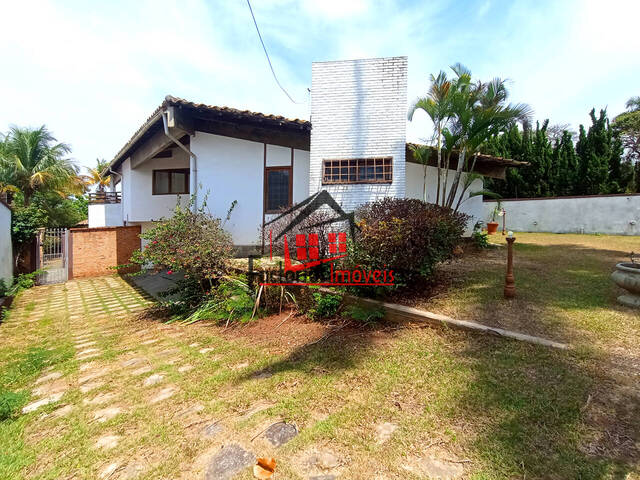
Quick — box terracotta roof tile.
[108,95,310,170]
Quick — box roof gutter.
[161,108,198,212]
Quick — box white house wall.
[405,163,484,235]
[485,195,640,235]
[310,57,408,212]
[191,132,263,246]
[121,151,190,223]
[0,202,12,285]
[191,132,310,246]
[88,203,124,228]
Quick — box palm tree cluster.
[409,64,531,211]
[0,126,82,204]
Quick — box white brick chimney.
[309,56,408,211]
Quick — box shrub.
[471,225,490,249]
[7,271,42,296]
[131,198,234,303]
[184,276,255,324]
[342,303,385,325]
[349,198,468,286]
[307,289,342,319]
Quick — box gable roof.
[107,95,311,172]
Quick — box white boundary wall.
[484,194,640,235]
[0,201,12,285]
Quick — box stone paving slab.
[205,444,256,480]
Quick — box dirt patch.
[220,311,328,353]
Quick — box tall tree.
[551,130,578,195]
[408,71,454,203]
[575,109,622,195]
[444,67,531,209]
[0,126,81,204]
[613,95,640,193]
[409,65,530,209]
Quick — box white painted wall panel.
[88,204,124,228]
[266,144,291,167]
[122,151,190,223]
[293,149,310,203]
[191,132,264,246]
[484,195,640,235]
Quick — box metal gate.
[36,228,69,285]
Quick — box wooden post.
[504,235,516,298]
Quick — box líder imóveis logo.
[249,191,394,287]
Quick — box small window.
[265,167,291,213]
[322,157,392,184]
[153,169,189,195]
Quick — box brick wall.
[309,56,408,212]
[69,225,141,279]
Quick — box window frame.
[264,166,293,214]
[152,168,190,195]
[322,157,393,185]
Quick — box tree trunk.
[454,154,478,213]
[446,148,466,208]
[435,128,442,205]
[423,163,427,202]
[442,150,452,207]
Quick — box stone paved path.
[6,276,312,479]
[4,275,466,479]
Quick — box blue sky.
[1,0,639,170]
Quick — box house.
[91,57,524,252]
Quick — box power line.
[246,0,300,104]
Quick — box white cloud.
[1,0,638,170]
[300,0,370,19]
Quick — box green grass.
[0,339,75,477]
[0,243,638,479]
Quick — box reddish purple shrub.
[350,197,468,286]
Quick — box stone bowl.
[611,262,640,309]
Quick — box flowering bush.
[131,200,233,296]
[348,198,468,287]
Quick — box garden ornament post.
[504,231,516,298]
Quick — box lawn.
[0,233,638,479]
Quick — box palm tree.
[409,71,453,203]
[443,67,531,210]
[82,159,111,192]
[409,65,531,211]
[0,126,81,205]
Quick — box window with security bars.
[322,157,393,184]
